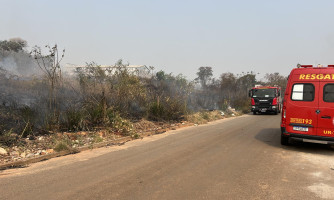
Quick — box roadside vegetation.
[0,38,287,159]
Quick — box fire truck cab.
[281,64,334,145]
[249,86,281,115]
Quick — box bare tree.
[31,44,65,128]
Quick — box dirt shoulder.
[0,110,241,170]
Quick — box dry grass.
[133,119,158,131]
[185,110,225,125]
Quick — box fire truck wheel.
[253,111,256,115]
[274,111,278,115]
[281,135,289,145]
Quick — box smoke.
[0,48,45,109]
[0,50,40,76]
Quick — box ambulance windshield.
[252,88,276,98]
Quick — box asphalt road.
[1,114,334,200]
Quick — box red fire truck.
[249,85,281,115]
[281,64,334,145]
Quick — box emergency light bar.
[297,65,313,68]
[297,64,334,68]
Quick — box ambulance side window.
[291,83,314,101]
[324,84,334,102]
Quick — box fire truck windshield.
[252,88,276,98]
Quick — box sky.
[1,0,334,80]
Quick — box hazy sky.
[1,0,334,79]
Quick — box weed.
[200,111,210,120]
[90,133,103,143]
[0,129,23,147]
[74,134,85,146]
[132,133,140,139]
[52,134,73,152]
[220,100,229,111]
[186,110,224,125]
[108,112,134,136]
[148,97,186,121]
[54,141,70,152]
[87,104,104,125]
[65,108,87,131]
[149,102,165,120]
[20,106,36,123]
[185,112,207,124]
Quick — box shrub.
[233,98,250,114]
[148,97,186,121]
[149,101,165,120]
[108,111,133,135]
[65,108,87,131]
[200,111,210,120]
[87,104,104,125]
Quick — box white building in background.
[63,64,153,77]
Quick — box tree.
[236,72,256,91]
[264,72,287,88]
[195,66,213,88]
[219,72,237,104]
[0,38,27,52]
[218,71,257,111]
[155,70,166,81]
[220,72,237,91]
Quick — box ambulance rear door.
[317,69,334,137]
[285,69,319,136]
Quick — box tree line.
[193,66,287,113]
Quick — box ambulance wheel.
[253,111,256,115]
[281,135,289,146]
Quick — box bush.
[148,97,186,121]
[200,111,210,120]
[233,97,250,114]
[108,111,133,135]
[87,104,105,125]
[65,108,87,131]
[149,102,165,120]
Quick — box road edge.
[0,115,245,170]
